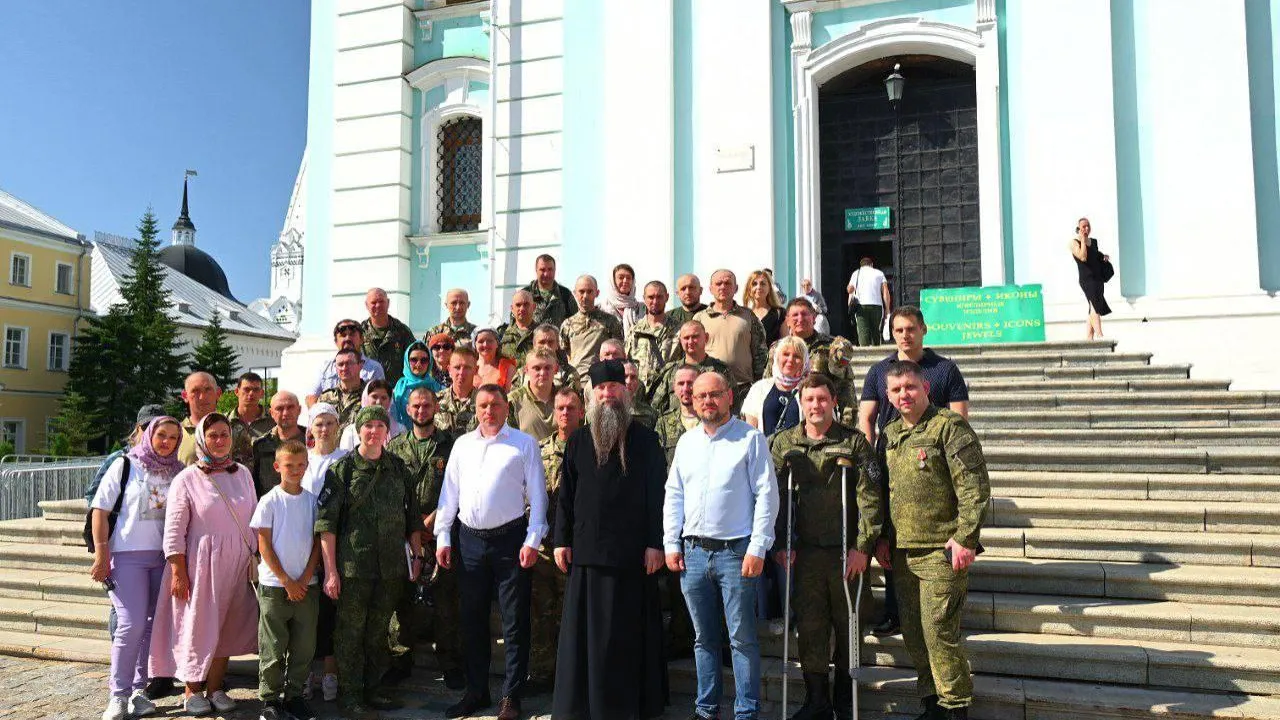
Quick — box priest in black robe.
[552,359,669,719]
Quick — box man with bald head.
[669,274,707,327]
[647,320,729,416]
[427,289,477,345]
[694,269,768,407]
[664,371,778,720]
[499,289,539,366]
[249,391,306,496]
[177,371,222,466]
[362,287,417,386]
[559,274,624,383]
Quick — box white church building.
[279,0,1280,392]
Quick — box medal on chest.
[917,448,928,470]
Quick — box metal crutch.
[835,455,862,720]
[780,449,806,720]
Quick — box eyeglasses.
[430,344,454,351]
[336,326,360,335]
[693,390,728,402]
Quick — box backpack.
[83,455,132,553]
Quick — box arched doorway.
[816,56,981,338]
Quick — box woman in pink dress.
[149,413,259,716]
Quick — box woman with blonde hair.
[741,335,810,436]
[743,269,785,345]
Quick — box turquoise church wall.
[771,0,795,294]
[1109,0,1147,297]
[561,0,605,278]
[1246,0,1280,292]
[302,0,336,335]
[415,15,488,66]
[673,0,695,280]
[411,243,490,329]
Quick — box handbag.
[848,268,863,311]
[208,472,259,586]
[1100,259,1115,283]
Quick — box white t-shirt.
[250,485,319,587]
[302,447,350,498]
[849,267,887,307]
[89,456,172,553]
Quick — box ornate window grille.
[437,116,482,233]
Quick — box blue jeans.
[680,538,761,720]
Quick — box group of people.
[87,252,990,720]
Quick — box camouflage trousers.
[794,547,874,675]
[391,566,462,673]
[892,547,972,709]
[528,557,566,681]
[335,577,403,701]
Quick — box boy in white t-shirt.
[251,440,320,720]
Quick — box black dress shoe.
[143,677,176,700]
[871,616,901,637]
[445,692,493,718]
[442,668,466,690]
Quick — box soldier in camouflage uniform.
[424,288,477,345]
[509,324,581,394]
[384,387,463,688]
[623,360,658,429]
[560,275,625,383]
[497,290,539,367]
[881,360,989,720]
[668,273,708,328]
[315,405,423,719]
[434,345,479,435]
[527,387,584,693]
[247,391,305,496]
[361,288,418,386]
[764,297,859,425]
[227,372,275,462]
[317,349,366,430]
[525,254,578,329]
[652,363,701,658]
[626,280,683,394]
[770,374,883,720]
[648,320,729,416]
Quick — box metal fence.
[0,456,107,521]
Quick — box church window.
[437,116,482,233]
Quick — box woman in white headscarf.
[597,263,644,335]
[741,335,811,436]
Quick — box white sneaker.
[321,673,338,702]
[183,694,213,716]
[209,690,236,712]
[127,690,157,717]
[302,671,315,700]
[101,697,127,720]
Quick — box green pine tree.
[45,391,98,456]
[191,311,240,390]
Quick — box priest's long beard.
[587,398,632,474]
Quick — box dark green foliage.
[191,312,240,390]
[45,391,98,456]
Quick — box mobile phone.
[103,577,116,591]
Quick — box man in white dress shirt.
[435,384,548,720]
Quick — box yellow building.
[0,188,91,454]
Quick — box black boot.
[914,695,943,720]
[943,707,968,720]
[788,673,833,720]
[831,671,853,720]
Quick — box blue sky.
[0,2,310,302]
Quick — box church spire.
[171,171,197,246]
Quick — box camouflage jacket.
[525,280,577,328]
[631,394,658,430]
[625,315,682,393]
[765,332,859,423]
[317,384,365,430]
[248,425,306,496]
[386,427,456,520]
[226,406,275,451]
[654,408,699,468]
[497,322,537,367]
[668,303,707,328]
[883,406,990,550]
[314,450,420,579]
[510,362,581,396]
[538,434,569,557]
[362,315,417,386]
[647,354,729,417]
[434,387,478,435]
[770,422,883,553]
[425,320,477,345]
[560,309,624,382]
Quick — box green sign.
[844,206,891,231]
[920,284,1046,345]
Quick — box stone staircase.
[0,340,1278,718]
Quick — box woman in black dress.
[1070,217,1112,339]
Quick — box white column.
[331,0,415,322]
[1007,0,1119,305]
[790,10,817,289]
[974,0,1005,286]
[1135,0,1259,296]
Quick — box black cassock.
[551,421,669,720]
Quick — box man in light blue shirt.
[664,372,779,720]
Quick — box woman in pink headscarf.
[149,413,258,716]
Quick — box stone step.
[850,350,1155,369]
[980,427,1280,446]
[38,498,87,523]
[0,541,91,572]
[967,377,1231,393]
[989,496,1280,534]
[982,527,1280,567]
[984,445,1280,474]
[0,597,108,640]
[953,362,1191,381]
[972,390,1279,409]
[0,517,86,546]
[843,339,1118,360]
[0,568,108,605]
[970,407,1280,428]
[989,470,1280,503]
